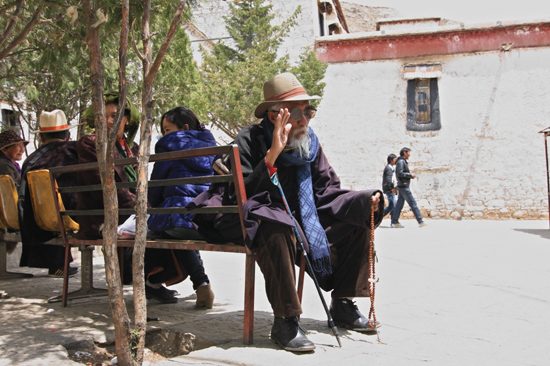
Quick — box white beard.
[288,127,310,158]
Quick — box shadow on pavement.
[514,228,550,240]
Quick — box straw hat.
[254,72,321,118]
[0,130,28,150]
[31,109,78,133]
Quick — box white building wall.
[314,48,550,219]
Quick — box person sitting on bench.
[0,130,28,189]
[192,73,384,352]
[144,107,216,307]
[77,93,140,284]
[18,110,79,277]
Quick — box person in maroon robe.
[18,110,79,277]
[191,73,384,352]
[77,93,140,285]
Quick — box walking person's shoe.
[329,298,381,333]
[419,222,427,228]
[391,222,405,228]
[270,316,315,352]
[48,266,78,278]
[195,283,215,309]
[145,285,178,304]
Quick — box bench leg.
[0,241,33,280]
[243,252,255,345]
[48,246,108,304]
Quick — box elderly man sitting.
[192,72,384,352]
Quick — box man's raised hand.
[266,108,291,166]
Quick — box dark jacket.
[395,156,413,188]
[17,140,79,268]
[191,123,384,250]
[148,130,216,231]
[382,164,395,193]
[75,134,139,239]
[0,152,21,188]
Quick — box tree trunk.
[83,1,133,365]
[133,1,187,361]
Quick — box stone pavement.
[1,219,549,365]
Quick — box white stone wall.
[314,48,550,219]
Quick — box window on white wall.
[404,64,442,131]
[1,109,20,131]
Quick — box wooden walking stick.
[270,171,342,347]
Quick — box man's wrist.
[265,159,277,177]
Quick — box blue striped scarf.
[261,119,332,278]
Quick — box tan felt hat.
[254,72,321,118]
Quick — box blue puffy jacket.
[147,130,216,231]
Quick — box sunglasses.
[270,106,317,121]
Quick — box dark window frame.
[406,78,441,131]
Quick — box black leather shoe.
[145,285,178,304]
[329,298,381,332]
[271,316,315,352]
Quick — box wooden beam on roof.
[332,0,349,33]
[316,21,550,63]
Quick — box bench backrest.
[44,144,247,240]
[0,175,20,230]
[26,170,80,232]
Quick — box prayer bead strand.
[368,205,381,342]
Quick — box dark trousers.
[392,186,423,224]
[255,221,372,318]
[145,248,208,289]
[20,244,72,270]
[383,191,397,217]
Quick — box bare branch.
[210,118,236,139]
[0,0,23,49]
[131,19,144,61]
[0,3,44,61]
[144,0,187,86]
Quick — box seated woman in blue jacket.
[145,107,216,308]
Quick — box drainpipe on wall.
[539,128,550,229]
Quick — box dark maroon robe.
[192,124,384,250]
[18,140,79,269]
[75,134,139,239]
[0,152,21,188]
[191,123,384,316]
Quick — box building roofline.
[316,19,550,62]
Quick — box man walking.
[391,147,426,228]
[382,153,397,218]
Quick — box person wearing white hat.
[17,109,80,277]
[192,73,384,352]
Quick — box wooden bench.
[0,175,32,279]
[27,145,261,344]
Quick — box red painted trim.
[316,22,550,63]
